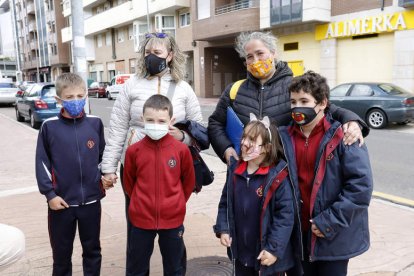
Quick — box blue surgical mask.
[61,98,86,117]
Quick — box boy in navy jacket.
[279,71,373,276]
[35,73,105,276]
[123,94,195,275]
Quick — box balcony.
[61,0,190,42]
[193,0,259,40]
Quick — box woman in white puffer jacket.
[101,33,202,262]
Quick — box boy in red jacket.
[123,94,195,275]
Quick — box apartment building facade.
[191,0,414,97]
[14,0,70,82]
[61,0,194,87]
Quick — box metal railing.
[215,0,258,15]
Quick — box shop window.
[284,42,298,51]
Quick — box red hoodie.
[123,134,195,230]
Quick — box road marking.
[373,191,414,208]
[0,186,39,198]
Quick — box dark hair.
[55,73,86,97]
[143,94,173,118]
[289,71,330,104]
[240,120,284,167]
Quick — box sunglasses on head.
[145,32,168,39]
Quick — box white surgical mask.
[144,123,169,140]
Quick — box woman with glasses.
[100,32,202,273]
[208,31,369,166]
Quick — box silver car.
[0,82,19,105]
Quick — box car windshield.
[42,86,57,98]
[0,83,15,88]
[378,84,410,95]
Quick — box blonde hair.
[136,35,187,82]
[55,73,86,97]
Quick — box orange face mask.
[247,58,274,79]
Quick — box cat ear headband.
[249,113,272,141]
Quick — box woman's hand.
[220,233,232,247]
[169,126,185,142]
[257,250,277,266]
[224,147,239,165]
[342,121,364,146]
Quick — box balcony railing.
[215,0,258,15]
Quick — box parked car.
[330,82,414,129]
[106,74,133,100]
[15,83,61,129]
[16,82,36,97]
[88,81,109,98]
[0,82,19,105]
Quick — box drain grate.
[186,256,233,275]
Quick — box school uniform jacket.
[279,114,373,262]
[214,159,296,274]
[35,112,106,206]
[123,134,195,230]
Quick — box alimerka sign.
[315,10,414,40]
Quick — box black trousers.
[301,234,349,276]
[48,201,102,276]
[120,164,132,268]
[127,225,187,276]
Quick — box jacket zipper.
[74,119,85,204]
[309,127,341,262]
[259,86,264,118]
[155,143,160,229]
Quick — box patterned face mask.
[60,98,86,117]
[247,58,274,79]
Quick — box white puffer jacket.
[101,73,203,174]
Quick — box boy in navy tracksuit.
[279,71,373,276]
[35,73,105,276]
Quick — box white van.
[106,74,134,100]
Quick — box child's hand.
[257,250,277,266]
[220,233,232,247]
[48,196,69,210]
[310,220,325,238]
[102,173,117,190]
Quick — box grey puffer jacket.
[101,73,202,174]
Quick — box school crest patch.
[87,139,95,149]
[168,157,177,168]
[256,185,263,197]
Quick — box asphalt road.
[2,98,414,201]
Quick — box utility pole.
[70,0,89,113]
[146,0,150,32]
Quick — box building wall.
[332,0,393,16]
[277,31,321,74]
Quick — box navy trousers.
[127,225,187,276]
[120,165,132,268]
[301,233,349,276]
[48,201,102,276]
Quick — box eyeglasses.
[145,32,168,39]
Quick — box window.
[284,42,298,51]
[130,59,136,74]
[180,13,190,27]
[155,15,175,37]
[97,34,103,47]
[117,29,125,43]
[350,85,374,97]
[330,84,351,97]
[197,0,210,20]
[106,31,111,46]
[133,22,148,52]
[271,0,302,25]
[128,25,134,40]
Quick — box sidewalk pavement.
[1,111,414,276]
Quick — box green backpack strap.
[229,79,246,101]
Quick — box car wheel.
[30,112,41,129]
[15,109,24,122]
[366,109,387,129]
